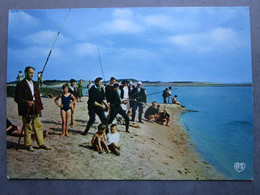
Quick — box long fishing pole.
[97,46,106,82]
[41,9,71,75]
[110,89,172,106]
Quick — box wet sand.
[6,96,223,180]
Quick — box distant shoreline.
[6,80,252,88]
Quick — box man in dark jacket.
[14,66,51,152]
[82,77,109,135]
[130,81,147,123]
[69,79,77,127]
[162,88,168,103]
[144,101,159,122]
[108,83,130,132]
[105,77,116,104]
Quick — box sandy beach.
[6,96,223,180]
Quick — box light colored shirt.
[87,83,94,91]
[107,132,120,145]
[26,79,35,100]
[70,86,75,92]
[123,86,129,99]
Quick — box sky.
[7,7,252,83]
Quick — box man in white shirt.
[14,66,51,152]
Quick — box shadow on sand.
[79,144,96,151]
[50,127,84,135]
[42,120,60,125]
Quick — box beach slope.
[6,97,223,180]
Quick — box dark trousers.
[84,107,109,134]
[132,101,144,122]
[163,97,167,103]
[108,106,129,131]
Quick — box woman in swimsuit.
[54,84,76,137]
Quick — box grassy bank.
[7,86,61,97]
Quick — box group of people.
[12,68,147,154]
[144,101,170,126]
[163,87,185,108]
[13,66,182,154]
[81,77,147,135]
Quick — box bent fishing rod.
[41,9,71,76]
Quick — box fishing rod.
[128,88,177,102]
[110,89,172,106]
[97,46,106,83]
[41,9,71,75]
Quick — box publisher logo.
[234,162,246,172]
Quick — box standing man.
[69,79,77,127]
[14,66,51,151]
[82,77,109,135]
[130,81,147,123]
[16,71,23,82]
[87,80,94,94]
[108,83,130,132]
[128,81,135,110]
[167,87,172,104]
[37,71,43,88]
[162,88,168,103]
[105,77,116,104]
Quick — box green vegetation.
[7,86,61,97]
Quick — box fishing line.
[97,46,106,82]
[41,9,71,75]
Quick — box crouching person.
[91,123,110,154]
[107,124,120,156]
[156,109,170,127]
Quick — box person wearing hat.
[128,81,135,110]
[82,77,109,135]
[105,77,116,103]
[120,79,131,111]
[130,81,147,123]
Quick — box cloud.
[9,10,38,28]
[25,30,66,46]
[143,15,173,28]
[99,19,143,34]
[112,9,133,19]
[168,27,237,52]
[74,42,97,56]
[211,28,235,43]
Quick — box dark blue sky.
[7,7,252,83]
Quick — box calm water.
[145,86,253,180]
[83,86,253,179]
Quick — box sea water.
[83,86,253,179]
[145,86,253,180]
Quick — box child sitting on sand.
[156,109,170,127]
[91,123,111,154]
[54,84,76,137]
[107,124,120,155]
